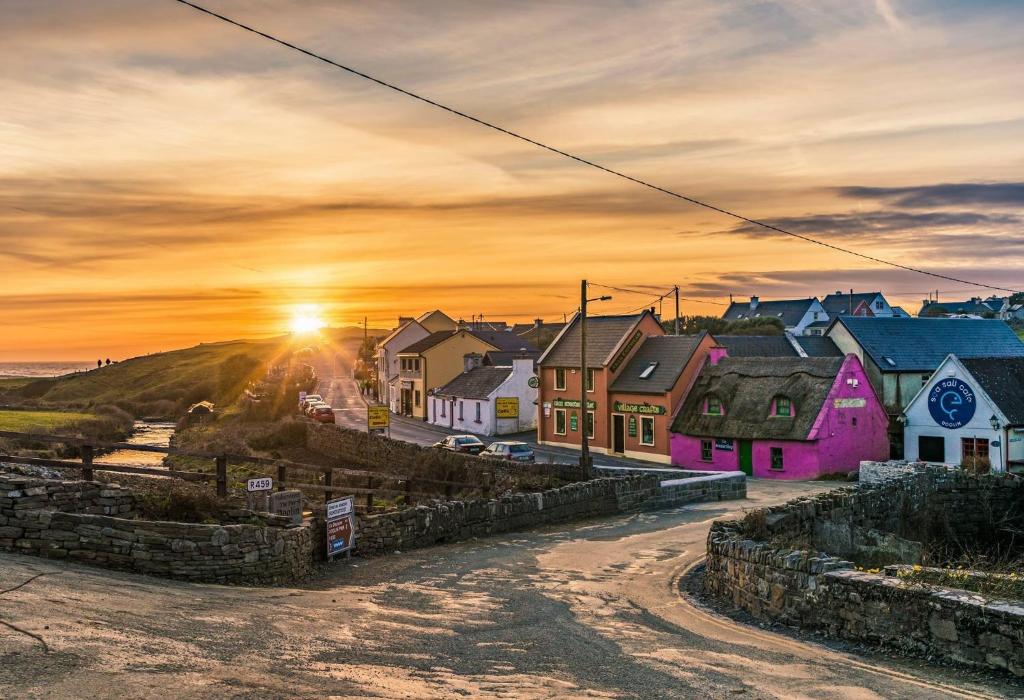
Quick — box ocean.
[0,362,95,378]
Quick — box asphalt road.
[1,480,1014,699]
[314,358,685,469]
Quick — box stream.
[101,420,176,466]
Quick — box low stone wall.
[705,469,1024,676]
[858,459,927,485]
[356,472,745,556]
[1,474,315,584]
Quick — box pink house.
[669,354,888,479]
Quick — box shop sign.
[528,376,540,389]
[552,398,596,410]
[495,397,519,419]
[627,415,637,438]
[927,378,977,429]
[367,405,390,430]
[715,439,734,451]
[543,401,551,417]
[569,413,579,432]
[833,398,866,408]
[609,330,643,372]
[613,401,666,415]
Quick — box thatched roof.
[671,357,844,440]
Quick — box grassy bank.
[0,408,99,431]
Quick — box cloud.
[835,182,1024,208]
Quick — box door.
[738,440,753,476]
[612,414,625,453]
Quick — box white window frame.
[554,408,567,435]
[555,368,566,391]
[640,416,656,446]
[586,410,595,440]
[586,368,595,393]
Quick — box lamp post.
[990,414,1002,473]
[580,279,612,478]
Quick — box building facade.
[375,319,430,412]
[428,356,538,436]
[395,330,499,419]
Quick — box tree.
[661,315,785,336]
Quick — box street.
[0,479,1013,699]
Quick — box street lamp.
[990,414,1002,473]
[580,279,612,477]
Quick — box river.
[101,420,177,467]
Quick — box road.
[0,480,1015,699]
[314,357,693,469]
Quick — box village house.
[375,310,457,411]
[427,354,538,435]
[536,310,664,456]
[670,354,888,478]
[820,291,896,318]
[395,329,502,419]
[722,296,828,335]
[902,355,1024,474]
[918,297,1001,318]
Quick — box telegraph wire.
[172,0,1023,295]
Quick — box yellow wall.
[405,330,497,419]
[418,310,457,333]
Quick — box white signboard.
[326,496,354,520]
[246,477,273,492]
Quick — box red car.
[311,405,336,423]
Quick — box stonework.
[705,469,1024,677]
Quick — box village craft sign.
[613,401,666,415]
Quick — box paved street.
[314,356,693,469]
[0,479,1013,699]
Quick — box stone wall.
[0,474,315,584]
[705,469,1024,677]
[355,472,745,556]
[858,459,925,485]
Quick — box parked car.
[480,441,535,463]
[433,435,485,455]
[305,401,329,416]
[311,405,336,424]
[300,394,323,411]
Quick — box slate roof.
[831,317,1024,372]
[671,357,844,440]
[540,313,647,367]
[609,333,707,394]
[919,300,998,317]
[794,336,843,357]
[722,299,816,327]
[434,366,512,400]
[960,357,1024,425]
[821,292,880,315]
[396,330,457,355]
[713,335,797,357]
[469,329,537,352]
[483,350,541,367]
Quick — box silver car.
[481,441,535,463]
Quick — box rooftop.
[960,356,1024,426]
[433,366,512,400]
[540,313,649,367]
[713,335,797,358]
[821,292,881,315]
[722,298,817,327]
[609,333,707,394]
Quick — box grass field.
[0,377,34,391]
[0,408,98,432]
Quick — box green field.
[0,408,98,432]
[0,377,34,391]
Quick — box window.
[922,374,930,386]
[773,396,792,417]
[770,447,784,470]
[414,390,421,407]
[586,368,595,392]
[555,368,566,391]
[918,435,945,462]
[458,401,464,420]
[586,411,595,439]
[705,395,723,415]
[875,300,883,310]
[640,416,655,446]
[441,401,446,418]
[639,361,658,379]
[961,438,990,471]
[700,439,712,461]
[851,416,857,427]
[475,402,481,423]
[554,409,567,435]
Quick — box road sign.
[326,496,356,559]
[270,490,303,525]
[367,405,390,430]
[246,477,273,492]
[495,397,519,419]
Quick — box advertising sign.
[543,402,551,418]
[627,415,637,438]
[246,477,273,492]
[613,401,666,415]
[367,405,390,430]
[528,376,540,389]
[609,329,643,372]
[569,413,579,432]
[495,397,519,419]
[326,495,353,521]
[928,378,977,429]
[715,438,734,451]
[833,398,866,408]
[552,398,597,410]
[326,496,355,558]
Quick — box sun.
[289,305,326,335]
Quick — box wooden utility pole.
[674,286,680,335]
[579,279,591,477]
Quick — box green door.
[738,440,753,476]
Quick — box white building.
[427,355,537,436]
[902,354,1024,473]
[375,320,429,413]
[722,296,829,336]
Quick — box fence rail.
[0,429,490,508]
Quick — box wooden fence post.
[482,471,492,500]
[324,469,333,503]
[404,477,413,506]
[215,455,227,498]
[365,476,373,511]
[445,469,454,501]
[277,463,286,490]
[81,445,94,482]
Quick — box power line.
[172,0,1022,296]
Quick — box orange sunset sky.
[2,0,1023,361]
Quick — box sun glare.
[289,305,326,335]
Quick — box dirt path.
[0,481,1018,699]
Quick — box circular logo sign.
[927,378,976,429]
[528,376,540,389]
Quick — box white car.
[300,394,323,411]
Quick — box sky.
[1,0,1023,360]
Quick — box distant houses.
[722,290,899,336]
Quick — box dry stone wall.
[705,469,1024,677]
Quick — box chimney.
[463,353,483,372]
[709,346,728,366]
[456,318,468,330]
[835,290,842,295]
[749,296,759,310]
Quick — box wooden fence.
[0,430,490,510]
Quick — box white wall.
[379,322,429,412]
[492,358,538,434]
[793,299,827,335]
[425,359,537,437]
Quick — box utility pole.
[674,286,680,335]
[580,279,590,477]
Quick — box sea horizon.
[0,361,96,378]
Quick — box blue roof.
[831,317,1024,372]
